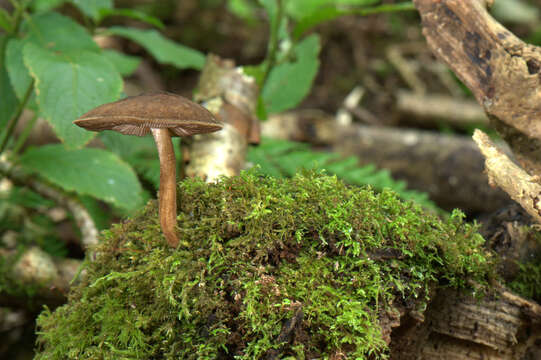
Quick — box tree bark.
[413,0,541,176]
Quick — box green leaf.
[289,0,412,38]
[0,38,19,129]
[23,12,99,52]
[20,145,144,211]
[99,131,181,191]
[6,12,99,101]
[0,8,13,33]
[285,0,378,20]
[258,0,279,34]
[5,39,32,100]
[70,0,113,21]
[293,7,348,39]
[99,131,157,160]
[97,8,164,29]
[107,26,205,70]
[262,34,320,113]
[228,0,257,22]
[23,43,123,148]
[101,49,141,76]
[79,195,112,230]
[31,0,67,12]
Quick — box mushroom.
[73,92,222,248]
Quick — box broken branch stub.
[413,0,541,175]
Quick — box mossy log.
[34,171,522,359]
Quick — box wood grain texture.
[413,0,541,174]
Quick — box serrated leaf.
[107,26,205,70]
[23,43,122,148]
[70,0,113,21]
[5,39,32,100]
[6,12,99,101]
[102,49,141,76]
[20,145,144,211]
[24,12,99,52]
[262,34,320,113]
[98,8,164,29]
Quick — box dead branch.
[391,285,541,360]
[263,111,510,213]
[413,0,541,175]
[473,129,541,223]
[396,90,489,127]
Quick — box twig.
[472,129,541,224]
[386,44,426,94]
[396,90,489,127]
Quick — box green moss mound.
[35,171,493,359]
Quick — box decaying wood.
[186,54,260,181]
[473,129,541,223]
[263,111,510,213]
[479,203,541,284]
[413,0,541,175]
[405,2,541,359]
[390,286,541,360]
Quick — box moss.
[508,233,541,303]
[35,170,494,359]
[508,261,541,302]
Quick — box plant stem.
[0,80,34,154]
[12,111,37,155]
[260,0,283,88]
[9,0,30,35]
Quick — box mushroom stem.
[151,128,179,248]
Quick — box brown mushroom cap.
[73,92,222,137]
